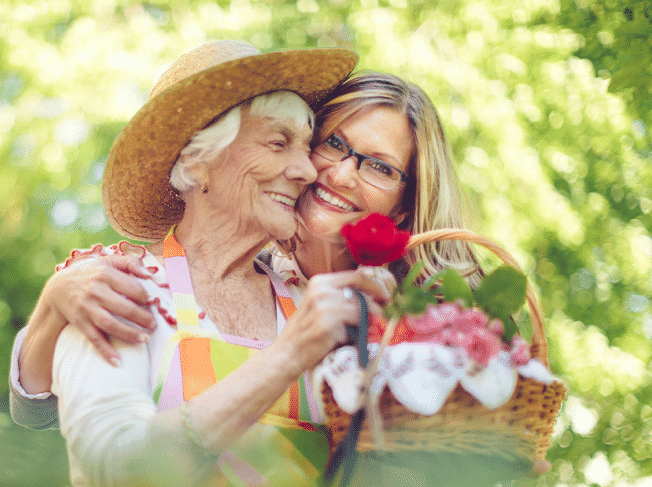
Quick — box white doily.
[313,342,558,416]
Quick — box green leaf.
[385,283,436,319]
[439,268,473,306]
[401,261,425,291]
[614,15,652,36]
[608,56,652,92]
[402,288,436,315]
[499,316,520,343]
[422,273,440,290]
[473,266,527,320]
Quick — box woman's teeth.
[315,186,355,211]
[268,193,295,207]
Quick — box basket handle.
[406,229,548,366]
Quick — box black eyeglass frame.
[316,133,410,185]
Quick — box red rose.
[340,213,411,266]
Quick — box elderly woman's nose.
[285,149,317,184]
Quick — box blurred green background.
[1,0,651,485]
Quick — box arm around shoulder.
[9,327,60,429]
[18,274,70,395]
[18,251,156,396]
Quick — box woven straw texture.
[322,229,566,468]
[323,378,565,462]
[103,40,357,241]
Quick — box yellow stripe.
[257,414,313,431]
[176,308,199,327]
[227,423,320,484]
[173,293,198,311]
[209,339,252,381]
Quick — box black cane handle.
[323,289,369,485]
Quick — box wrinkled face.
[297,106,414,242]
[207,110,316,241]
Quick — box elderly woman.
[11,69,486,484]
[11,40,397,486]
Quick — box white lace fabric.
[313,342,559,416]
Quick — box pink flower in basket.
[437,328,465,348]
[428,302,460,324]
[457,308,489,333]
[487,319,504,337]
[403,304,449,341]
[462,327,503,366]
[510,334,531,366]
[401,302,503,367]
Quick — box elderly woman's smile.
[265,192,298,209]
[206,110,317,241]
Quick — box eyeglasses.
[313,134,409,190]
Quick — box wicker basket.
[321,229,566,471]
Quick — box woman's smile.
[310,183,359,213]
[297,106,413,241]
[265,191,297,211]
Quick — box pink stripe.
[157,346,184,412]
[303,373,322,423]
[221,332,271,350]
[256,259,292,299]
[165,257,195,294]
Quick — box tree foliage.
[559,0,652,130]
[1,0,651,485]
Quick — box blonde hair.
[314,71,481,286]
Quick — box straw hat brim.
[103,48,358,241]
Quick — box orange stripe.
[163,233,185,258]
[180,337,217,400]
[277,296,297,318]
[289,381,300,420]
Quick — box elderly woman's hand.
[43,254,156,364]
[278,270,390,373]
[355,265,398,298]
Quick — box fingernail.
[138,333,150,343]
[110,357,122,368]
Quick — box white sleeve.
[52,326,212,487]
[9,327,60,430]
[52,325,156,486]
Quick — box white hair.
[249,91,314,129]
[169,91,314,192]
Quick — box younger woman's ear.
[392,210,409,227]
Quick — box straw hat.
[102,40,358,241]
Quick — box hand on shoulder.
[44,252,156,365]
